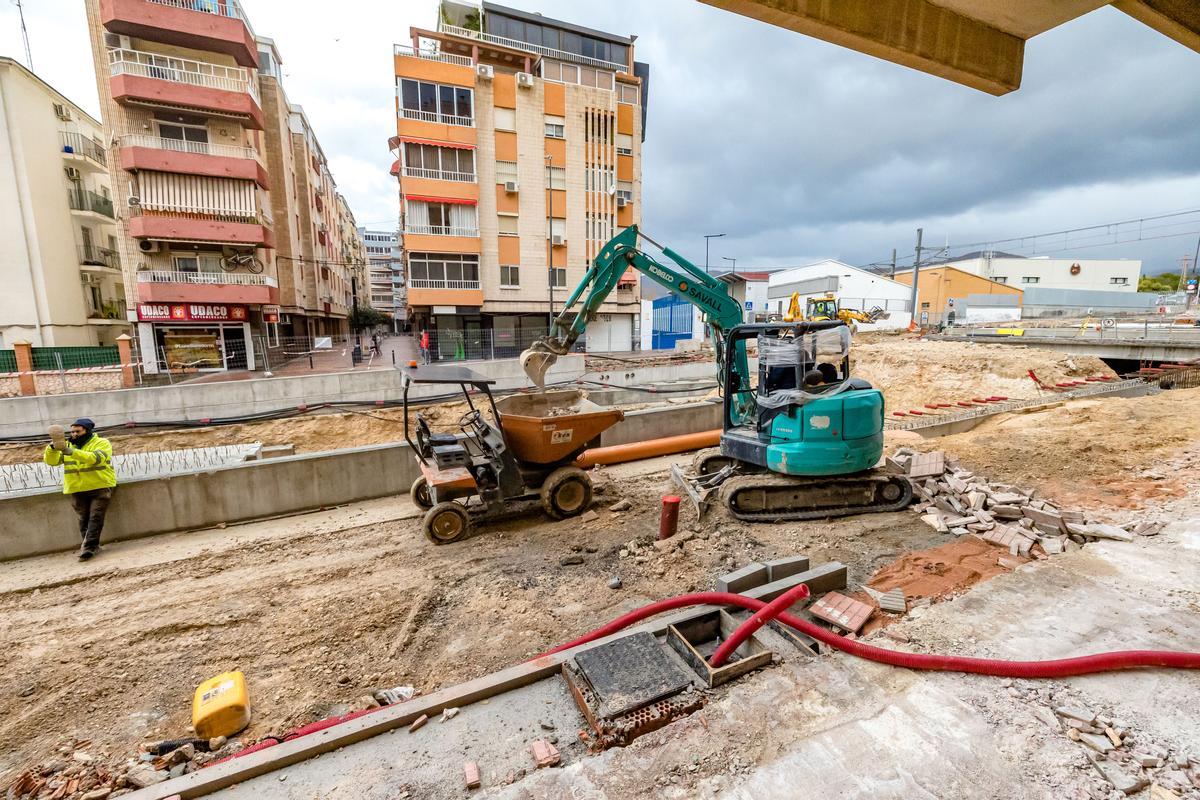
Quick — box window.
[617,133,633,155]
[586,213,614,242]
[1021,276,1040,284]
[398,78,473,123]
[403,142,475,180]
[267,321,279,347]
[993,276,1008,284]
[921,302,931,309]
[547,166,566,190]
[541,60,611,90]
[173,255,199,273]
[408,253,479,286]
[616,181,633,202]
[586,166,614,192]
[618,84,638,105]
[496,160,518,184]
[494,107,515,131]
[497,214,518,236]
[500,265,519,287]
[158,121,209,150]
[406,200,477,235]
[1110,277,1129,285]
[551,268,566,287]
[549,218,566,240]
[544,114,565,138]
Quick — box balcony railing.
[67,189,115,219]
[78,244,120,269]
[393,44,473,66]
[398,107,474,127]
[121,133,257,160]
[438,22,627,72]
[402,166,476,183]
[145,0,255,38]
[409,278,480,290]
[132,205,266,225]
[108,48,260,105]
[405,224,479,237]
[60,132,107,167]
[137,270,277,287]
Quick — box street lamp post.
[704,233,726,274]
[722,256,737,276]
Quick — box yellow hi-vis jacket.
[43,435,117,494]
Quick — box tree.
[349,307,391,331]
[1137,272,1181,293]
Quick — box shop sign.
[263,304,281,323]
[138,303,249,322]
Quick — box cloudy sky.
[4,0,1198,275]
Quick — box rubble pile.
[889,449,1165,560]
[3,736,244,799]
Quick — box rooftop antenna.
[13,0,33,70]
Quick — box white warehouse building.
[938,252,1141,292]
[766,260,913,330]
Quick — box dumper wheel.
[410,476,433,510]
[541,466,593,520]
[423,502,470,544]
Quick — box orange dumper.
[402,365,623,544]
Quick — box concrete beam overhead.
[698,0,1027,95]
[1114,0,1200,52]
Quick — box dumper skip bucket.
[495,390,624,465]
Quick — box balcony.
[67,188,115,219]
[406,277,482,308]
[60,132,107,170]
[402,166,475,183]
[398,107,473,127]
[130,210,274,248]
[393,43,472,67]
[120,134,267,187]
[108,48,264,129]
[136,269,278,304]
[78,244,121,270]
[404,224,479,237]
[101,0,258,67]
[438,22,627,72]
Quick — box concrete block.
[764,556,810,583]
[1086,523,1135,542]
[878,588,906,613]
[810,592,873,633]
[755,562,848,606]
[1041,537,1065,554]
[1087,753,1147,794]
[716,563,769,594]
[1022,506,1066,534]
[907,451,944,478]
[463,761,481,789]
[259,444,296,459]
[989,504,1023,519]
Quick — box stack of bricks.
[888,448,1162,558]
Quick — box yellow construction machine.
[781,293,890,331]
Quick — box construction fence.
[0,344,130,398]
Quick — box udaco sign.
[137,303,249,322]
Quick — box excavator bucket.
[520,348,556,388]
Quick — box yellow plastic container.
[192,671,251,740]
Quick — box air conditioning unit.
[103,33,131,50]
[551,234,566,246]
[53,103,72,121]
[138,240,159,254]
[516,72,534,88]
[504,180,519,194]
[127,194,142,207]
[616,196,628,208]
[64,167,82,181]
[476,64,494,80]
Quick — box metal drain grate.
[574,632,694,719]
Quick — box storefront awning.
[398,137,476,150]
[404,194,477,205]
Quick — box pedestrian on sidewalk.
[419,329,430,364]
[43,418,117,561]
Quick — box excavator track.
[719,470,913,522]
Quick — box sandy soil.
[888,386,1200,511]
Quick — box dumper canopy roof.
[400,365,497,387]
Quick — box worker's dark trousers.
[71,488,114,550]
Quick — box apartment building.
[82,0,365,372]
[393,1,648,353]
[360,228,401,321]
[0,57,129,347]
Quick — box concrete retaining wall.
[0,400,718,561]
[0,355,585,439]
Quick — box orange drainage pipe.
[575,429,721,468]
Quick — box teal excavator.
[520,225,911,520]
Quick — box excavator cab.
[806,295,839,321]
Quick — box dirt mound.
[853,338,1111,413]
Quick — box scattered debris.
[580,510,600,524]
[531,739,561,768]
[440,707,459,723]
[463,761,481,790]
[607,576,623,590]
[374,685,416,706]
[809,592,873,634]
[877,588,906,614]
[1087,752,1148,795]
[560,555,585,566]
[408,714,429,733]
[608,499,632,512]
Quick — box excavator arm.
[521,225,749,403]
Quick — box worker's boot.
[78,544,96,561]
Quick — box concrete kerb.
[121,561,847,800]
[0,399,724,562]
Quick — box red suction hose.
[538,590,1200,678]
[709,583,810,667]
